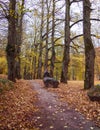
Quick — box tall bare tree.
[50,0,56,77]
[37,0,44,78]
[44,0,50,70]
[32,17,39,79]
[61,0,70,83]
[83,0,95,89]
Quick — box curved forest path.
[30,81,100,130]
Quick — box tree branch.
[70,18,100,28]
[71,34,99,42]
[54,36,64,43]
[0,1,9,19]
[70,0,83,6]
[48,44,63,51]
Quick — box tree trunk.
[50,0,56,77]
[15,0,25,79]
[83,0,95,89]
[37,0,44,79]
[24,65,27,79]
[44,0,50,70]
[15,28,22,79]
[6,0,16,82]
[33,44,38,79]
[60,0,70,83]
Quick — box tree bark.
[50,0,56,77]
[83,0,95,89]
[61,0,70,83]
[44,0,50,70]
[37,0,44,79]
[15,0,25,79]
[6,0,16,82]
[33,44,38,79]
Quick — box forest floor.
[30,80,100,130]
[0,75,100,130]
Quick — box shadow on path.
[30,81,100,130]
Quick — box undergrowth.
[0,78,14,94]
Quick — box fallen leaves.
[49,125,54,129]
[0,78,100,129]
[38,80,100,127]
[90,126,94,130]
[59,82,100,127]
[0,79,39,129]
[48,105,52,109]
[64,125,68,128]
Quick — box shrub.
[0,78,14,94]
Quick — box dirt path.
[30,81,100,130]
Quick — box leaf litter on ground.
[0,77,100,129]
[0,76,39,129]
[36,80,100,127]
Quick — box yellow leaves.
[47,14,52,19]
[56,55,62,62]
[0,57,7,74]
[9,9,15,17]
[16,1,26,16]
[0,78,14,94]
[90,127,94,130]
[39,124,43,127]
[96,35,100,39]
[34,9,38,16]
[37,116,41,119]
[71,54,84,64]
[49,125,54,129]
[69,54,85,80]
[24,50,36,57]
[64,125,68,128]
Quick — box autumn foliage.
[38,80,100,127]
[0,76,100,129]
[0,77,39,129]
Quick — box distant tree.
[69,53,85,80]
[50,0,56,77]
[32,16,40,79]
[37,0,44,79]
[95,47,100,80]
[44,0,50,70]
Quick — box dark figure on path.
[43,69,59,88]
[43,69,51,78]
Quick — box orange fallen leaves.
[0,79,39,129]
[0,78,99,129]
[38,80,100,127]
